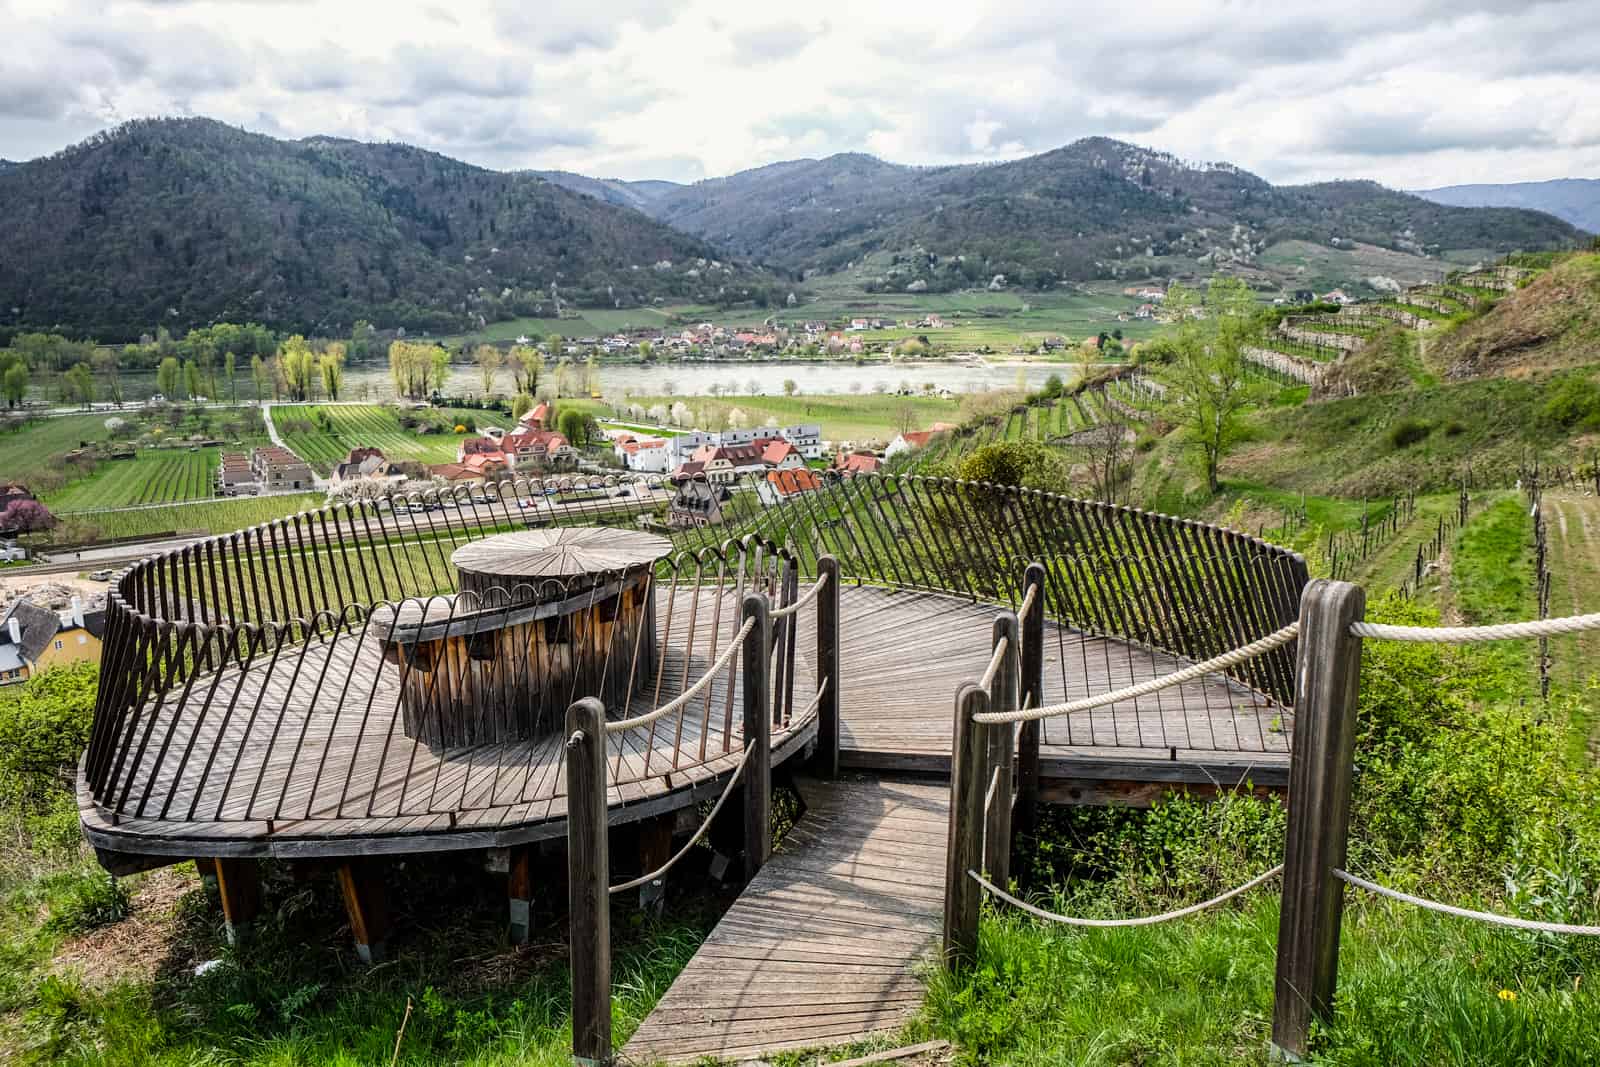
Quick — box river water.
[29,359,1090,406]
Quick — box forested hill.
[0,118,776,342]
[634,137,1586,288]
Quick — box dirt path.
[1543,490,1600,693]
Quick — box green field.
[629,393,960,444]
[274,405,515,474]
[0,415,114,487]
[43,450,221,511]
[50,493,325,543]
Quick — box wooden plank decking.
[621,776,948,1065]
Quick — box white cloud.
[0,0,1596,188]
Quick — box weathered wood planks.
[620,776,949,1065]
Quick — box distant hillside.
[530,171,681,213]
[637,138,1584,290]
[1413,179,1600,234]
[0,119,774,341]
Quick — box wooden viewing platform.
[622,776,949,1065]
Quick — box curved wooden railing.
[82,470,1304,839]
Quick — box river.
[27,358,1094,406]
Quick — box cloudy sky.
[3,0,1598,188]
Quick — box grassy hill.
[1426,254,1600,380]
[0,119,779,342]
[636,138,1585,293]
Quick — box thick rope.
[1016,581,1039,621]
[979,636,1010,692]
[768,571,830,619]
[604,617,756,735]
[1334,870,1600,935]
[974,623,1300,725]
[971,864,1284,927]
[609,745,752,894]
[1350,612,1600,643]
[792,676,829,722]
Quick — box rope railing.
[768,570,830,619]
[969,864,1284,927]
[973,622,1301,725]
[1016,581,1038,622]
[609,744,754,895]
[1333,870,1600,936]
[603,616,757,736]
[1350,611,1600,643]
[979,635,1010,692]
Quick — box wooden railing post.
[814,554,842,779]
[1271,579,1365,1061]
[742,593,773,882]
[943,682,990,968]
[983,613,1018,887]
[566,697,612,1067]
[1015,562,1046,842]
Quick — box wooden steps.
[620,776,948,1065]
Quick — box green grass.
[917,894,1600,1066]
[50,494,324,544]
[42,450,222,511]
[274,406,515,475]
[0,415,114,487]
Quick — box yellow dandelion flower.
[1497,988,1518,1002]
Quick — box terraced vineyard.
[44,449,222,511]
[275,405,516,474]
[0,414,115,486]
[52,493,326,543]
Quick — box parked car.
[89,569,114,581]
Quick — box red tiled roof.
[765,467,822,496]
[760,439,799,465]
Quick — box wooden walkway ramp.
[621,776,948,1065]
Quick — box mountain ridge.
[0,118,778,341]
[1412,178,1600,233]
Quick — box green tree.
[223,350,237,404]
[250,353,270,403]
[156,355,181,399]
[350,319,376,361]
[511,393,533,420]
[2,361,28,407]
[183,359,201,400]
[474,344,504,398]
[93,348,123,406]
[319,341,346,401]
[64,362,94,407]
[1160,278,1268,495]
[783,379,798,396]
[557,408,587,447]
[278,335,316,402]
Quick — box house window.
[54,639,63,650]
[77,634,87,645]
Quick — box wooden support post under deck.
[813,554,842,779]
[943,682,990,968]
[212,857,260,945]
[983,613,1018,888]
[508,844,534,945]
[742,593,773,882]
[1015,562,1047,841]
[636,813,674,909]
[1271,579,1365,1060]
[566,696,612,1067]
[336,858,391,964]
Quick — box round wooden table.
[380,528,671,748]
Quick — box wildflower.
[1498,988,1518,1003]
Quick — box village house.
[756,467,824,507]
[667,478,730,529]
[0,482,33,512]
[217,452,257,495]
[619,437,673,474]
[250,446,315,491]
[884,428,946,461]
[685,442,768,485]
[1134,303,1158,320]
[1321,288,1355,305]
[502,428,576,469]
[329,447,402,489]
[428,452,509,485]
[832,450,883,476]
[760,439,805,470]
[0,597,105,685]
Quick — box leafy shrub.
[0,663,97,806]
[1388,417,1432,448]
[955,442,1068,492]
[1542,376,1600,431]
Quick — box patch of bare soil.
[51,867,201,989]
